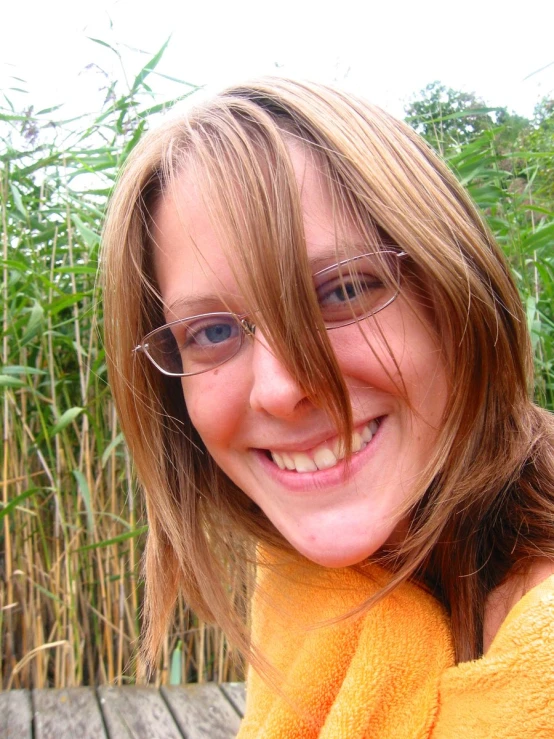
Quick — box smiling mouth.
[265,418,382,474]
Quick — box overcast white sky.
[1,0,553,120]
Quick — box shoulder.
[483,557,554,653]
[432,560,554,737]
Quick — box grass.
[1,53,553,688]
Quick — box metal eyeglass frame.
[134,250,406,377]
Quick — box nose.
[248,330,309,418]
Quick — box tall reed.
[1,43,242,689]
[446,124,554,409]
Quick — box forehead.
[151,144,363,320]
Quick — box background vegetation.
[1,53,553,689]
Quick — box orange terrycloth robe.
[431,574,554,739]
[237,551,455,739]
[238,553,554,739]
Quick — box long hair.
[102,78,554,664]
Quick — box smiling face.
[152,147,448,568]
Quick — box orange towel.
[431,574,554,739]
[238,551,454,739]
[238,553,554,739]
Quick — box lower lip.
[253,417,386,493]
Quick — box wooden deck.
[0,682,245,739]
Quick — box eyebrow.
[309,248,352,272]
[306,245,373,273]
[165,295,238,320]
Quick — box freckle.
[213,369,220,376]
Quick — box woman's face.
[152,149,448,568]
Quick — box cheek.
[332,314,448,419]
[181,373,246,446]
[330,322,407,393]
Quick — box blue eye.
[202,323,233,344]
[312,252,404,328]
[185,318,240,348]
[142,311,252,376]
[323,279,380,305]
[317,268,386,322]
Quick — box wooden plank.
[33,687,106,739]
[219,682,246,717]
[161,683,241,739]
[0,689,32,739]
[98,686,183,738]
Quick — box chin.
[292,537,391,569]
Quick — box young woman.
[102,78,554,737]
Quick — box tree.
[404,81,496,152]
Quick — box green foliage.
[0,42,239,689]
[525,97,554,204]
[405,81,497,151]
[406,84,554,409]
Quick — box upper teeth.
[270,419,379,473]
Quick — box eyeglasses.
[135,250,406,377]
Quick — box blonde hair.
[102,78,554,665]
